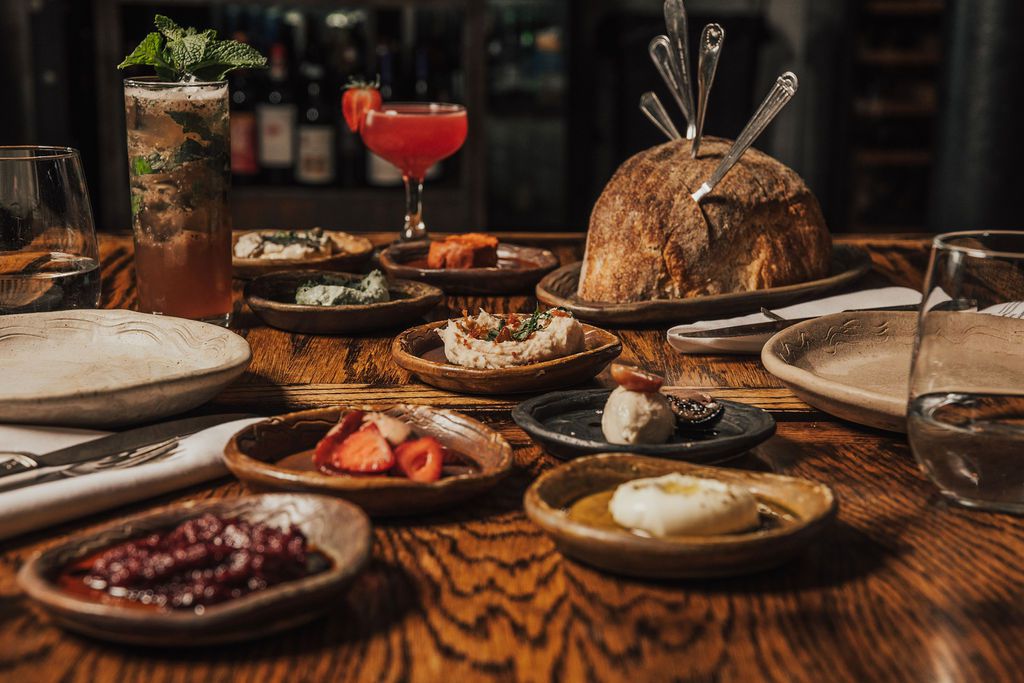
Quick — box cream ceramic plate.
[761,311,915,432]
[524,453,836,579]
[0,309,251,428]
[762,310,1024,432]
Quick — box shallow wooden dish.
[379,241,559,294]
[391,320,622,395]
[17,493,371,646]
[232,230,374,279]
[224,405,514,516]
[244,270,443,335]
[535,244,871,326]
[524,453,837,579]
[513,388,775,461]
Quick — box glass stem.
[402,175,427,242]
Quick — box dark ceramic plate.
[244,270,443,335]
[535,244,871,326]
[379,241,559,295]
[513,388,776,461]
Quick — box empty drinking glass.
[908,230,1024,513]
[0,146,101,314]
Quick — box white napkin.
[0,418,261,541]
[666,287,922,355]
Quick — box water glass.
[908,230,1024,513]
[0,146,101,314]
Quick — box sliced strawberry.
[313,410,364,470]
[610,363,664,392]
[331,423,395,473]
[342,77,382,133]
[394,436,444,483]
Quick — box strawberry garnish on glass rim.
[342,76,382,133]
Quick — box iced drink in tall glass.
[124,77,232,326]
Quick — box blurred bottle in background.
[256,13,297,185]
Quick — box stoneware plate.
[0,309,251,428]
[535,244,871,326]
[761,311,914,432]
[761,310,1024,433]
[391,320,622,395]
[513,388,776,461]
[232,229,374,279]
[524,453,837,579]
[244,270,443,335]
[379,241,559,294]
[16,493,372,646]
[224,405,514,516]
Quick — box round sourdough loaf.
[577,136,831,303]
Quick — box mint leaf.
[118,32,168,70]
[132,156,154,175]
[190,40,268,81]
[119,15,265,82]
[154,14,186,41]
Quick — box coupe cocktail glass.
[360,103,467,241]
[124,77,232,326]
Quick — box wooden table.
[3,232,1023,683]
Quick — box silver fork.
[0,437,182,494]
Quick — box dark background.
[1,0,1020,235]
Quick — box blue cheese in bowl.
[608,473,759,537]
[295,270,390,306]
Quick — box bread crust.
[578,137,831,302]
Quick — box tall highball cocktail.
[119,15,266,326]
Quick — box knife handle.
[0,453,40,478]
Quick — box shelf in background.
[853,149,932,166]
[857,48,941,67]
[230,186,474,231]
[863,0,944,16]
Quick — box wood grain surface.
[3,232,1023,683]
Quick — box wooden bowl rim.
[16,493,372,627]
[524,453,838,552]
[243,270,444,314]
[379,241,559,276]
[390,320,622,380]
[224,405,515,492]
[232,229,375,267]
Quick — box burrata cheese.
[609,473,759,537]
[601,386,675,445]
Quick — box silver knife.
[0,413,255,480]
[671,304,919,339]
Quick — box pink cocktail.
[361,103,467,241]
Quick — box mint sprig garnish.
[118,14,267,82]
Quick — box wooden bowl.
[243,270,443,335]
[379,241,559,294]
[16,493,372,646]
[224,405,514,516]
[391,320,622,395]
[232,230,374,279]
[524,453,837,579]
